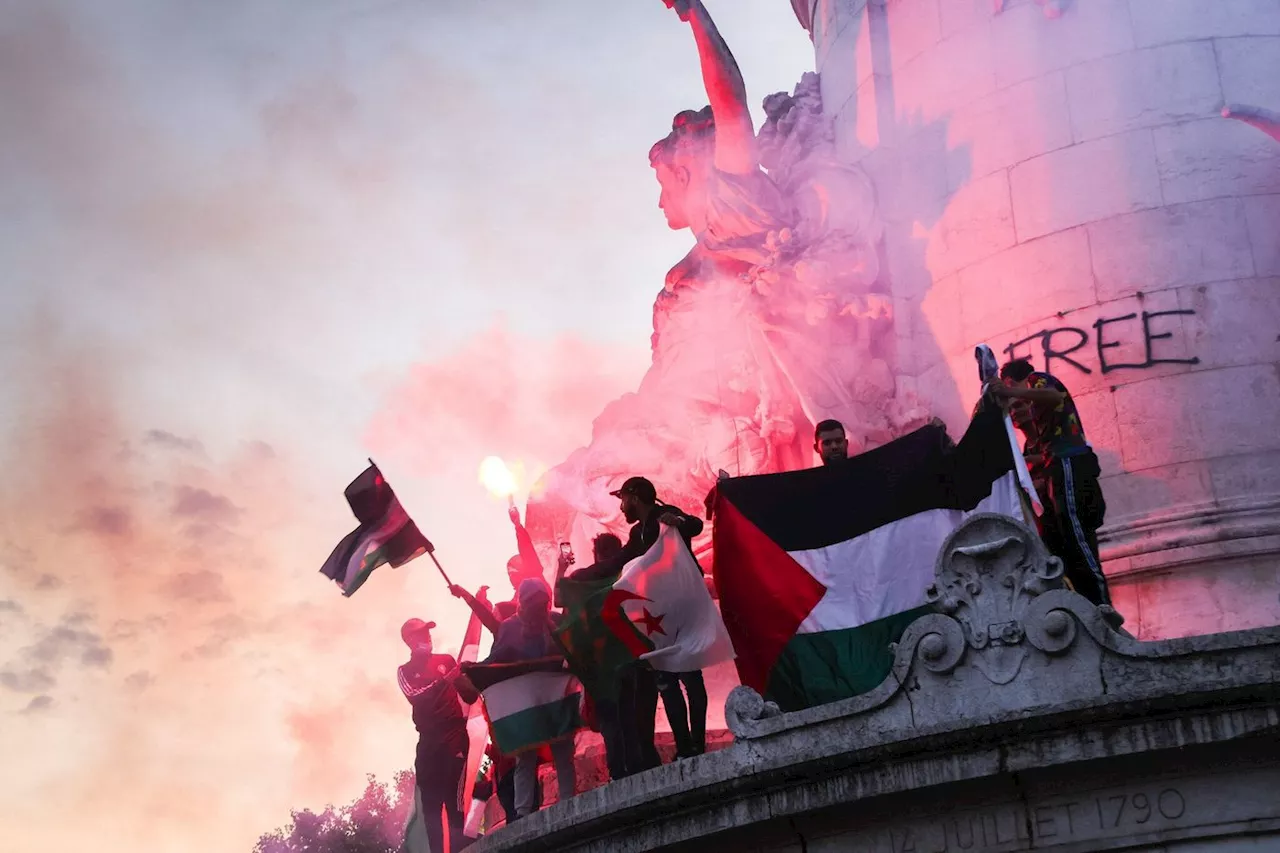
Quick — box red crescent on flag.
[602,589,655,657]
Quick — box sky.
[0,1,813,850]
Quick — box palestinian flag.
[465,658,583,756]
[319,464,430,597]
[711,404,1026,711]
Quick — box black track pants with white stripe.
[1042,450,1112,607]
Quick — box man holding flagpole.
[988,358,1114,610]
[398,619,474,853]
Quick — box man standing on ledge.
[989,358,1113,608]
[397,619,472,853]
[609,476,709,759]
[814,419,850,466]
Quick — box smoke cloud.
[366,322,647,484]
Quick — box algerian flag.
[711,403,1027,711]
[555,570,638,703]
[608,527,735,674]
[466,659,583,756]
[320,464,430,597]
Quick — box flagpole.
[427,551,454,587]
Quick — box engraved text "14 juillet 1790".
[884,787,1188,852]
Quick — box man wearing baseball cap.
[607,475,709,761]
[397,618,472,852]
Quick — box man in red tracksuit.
[397,618,472,853]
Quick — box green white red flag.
[608,526,735,673]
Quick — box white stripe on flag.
[791,471,1025,634]
[481,671,580,720]
[458,610,488,823]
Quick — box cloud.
[0,600,22,615]
[171,486,241,525]
[20,695,54,715]
[124,671,154,692]
[108,616,167,643]
[245,440,276,460]
[34,575,61,590]
[74,506,133,538]
[164,571,231,604]
[22,622,114,671]
[0,668,55,693]
[143,430,204,454]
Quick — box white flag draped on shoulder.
[614,525,735,673]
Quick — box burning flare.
[479,456,517,499]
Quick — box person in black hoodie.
[608,476,708,759]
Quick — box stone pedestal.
[804,0,1280,638]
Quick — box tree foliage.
[255,771,416,853]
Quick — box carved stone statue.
[525,0,929,557]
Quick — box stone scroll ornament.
[524,0,929,556]
[916,514,1127,688]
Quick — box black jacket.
[609,503,704,574]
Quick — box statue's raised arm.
[664,0,757,175]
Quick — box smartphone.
[559,542,573,557]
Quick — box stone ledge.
[1099,493,1280,563]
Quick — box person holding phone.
[554,533,661,779]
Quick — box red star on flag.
[637,608,666,637]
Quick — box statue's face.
[654,161,692,230]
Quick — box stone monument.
[790,0,1280,639]
[524,0,930,571]
[466,513,1280,852]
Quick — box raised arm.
[667,0,757,175]
[552,550,575,608]
[450,584,503,636]
[990,384,1066,406]
[509,506,546,579]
